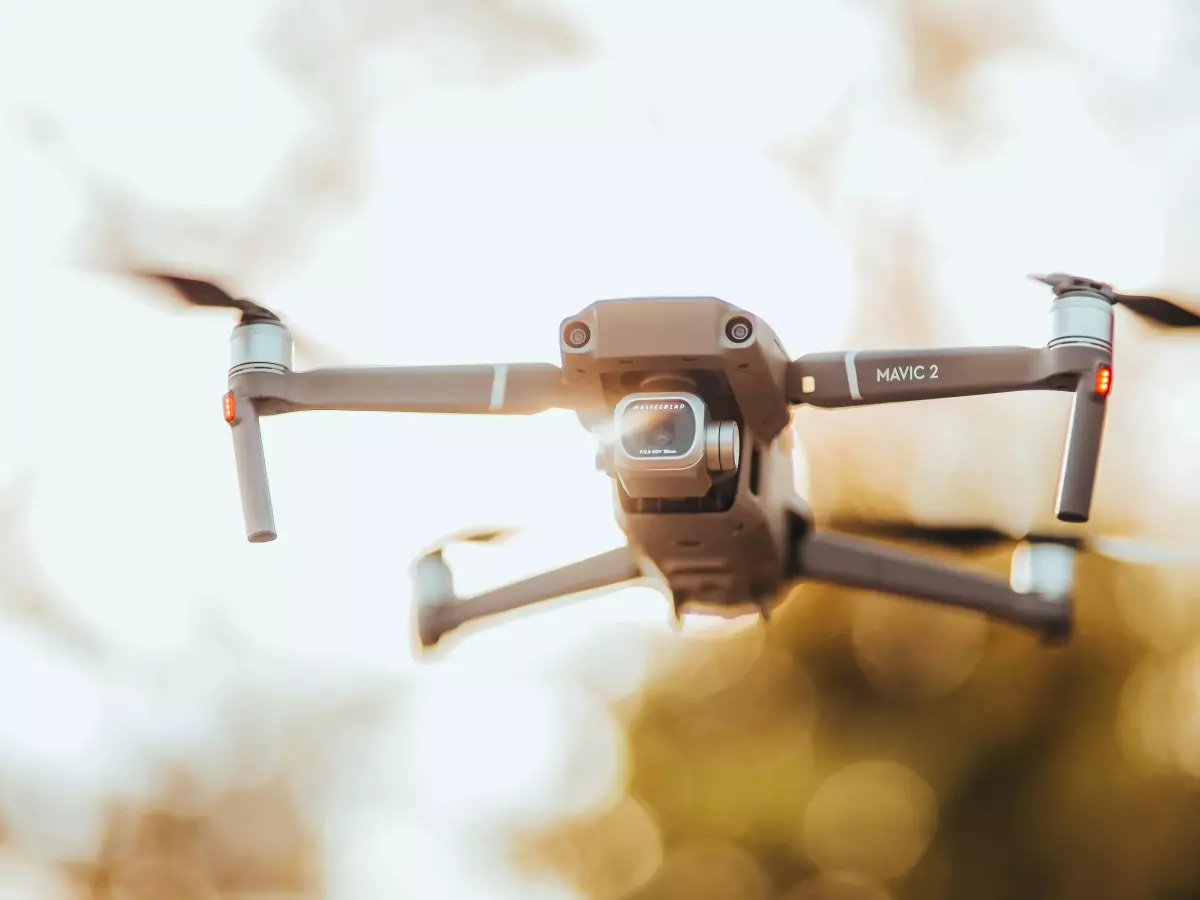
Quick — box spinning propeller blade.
[421,526,518,556]
[134,271,346,368]
[826,516,1200,567]
[135,272,281,324]
[410,526,518,649]
[1031,273,1200,328]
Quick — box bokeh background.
[3,0,1200,897]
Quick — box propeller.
[419,526,518,558]
[411,526,518,649]
[136,273,281,325]
[15,114,350,368]
[1031,273,1200,328]
[826,515,1200,568]
[134,271,347,368]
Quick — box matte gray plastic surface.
[1055,380,1108,523]
[228,398,276,543]
[797,530,1072,642]
[415,547,644,648]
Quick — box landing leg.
[792,529,1072,643]
[413,546,645,649]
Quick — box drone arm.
[241,363,568,415]
[223,363,566,543]
[416,547,644,648]
[788,344,1111,523]
[786,345,1085,407]
[794,530,1071,642]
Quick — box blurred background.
[2,0,1200,897]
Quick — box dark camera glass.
[620,399,697,458]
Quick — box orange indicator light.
[1095,365,1112,398]
[223,391,236,423]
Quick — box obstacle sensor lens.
[725,316,753,343]
[564,321,592,349]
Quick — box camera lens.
[649,423,676,446]
[563,320,591,349]
[725,315,753,343]
[619,398,697,459]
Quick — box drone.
[133,271,1200,653]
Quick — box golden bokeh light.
[802,761,938,881]
[654,620,770,701]
[850,594,989,701]
[782,870,893,900]
[635,839,770,900]
[518,793,664,900]
[1113,565,1200,654]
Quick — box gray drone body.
[137,270,1200,655]
[561,297,800,619]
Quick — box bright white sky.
[1,0,1200,896]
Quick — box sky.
[2,0,1200,897]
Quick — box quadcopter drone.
[135,271,1200,652]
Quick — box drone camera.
[610,392,741,499]
[618,396,700,459]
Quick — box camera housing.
[609,392,740,499]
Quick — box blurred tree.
[23,0,589,293]
[0,2,591,897]
[517,548,1200,900]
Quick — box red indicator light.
[223,391,236,423]
[1095,365,1112,398]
